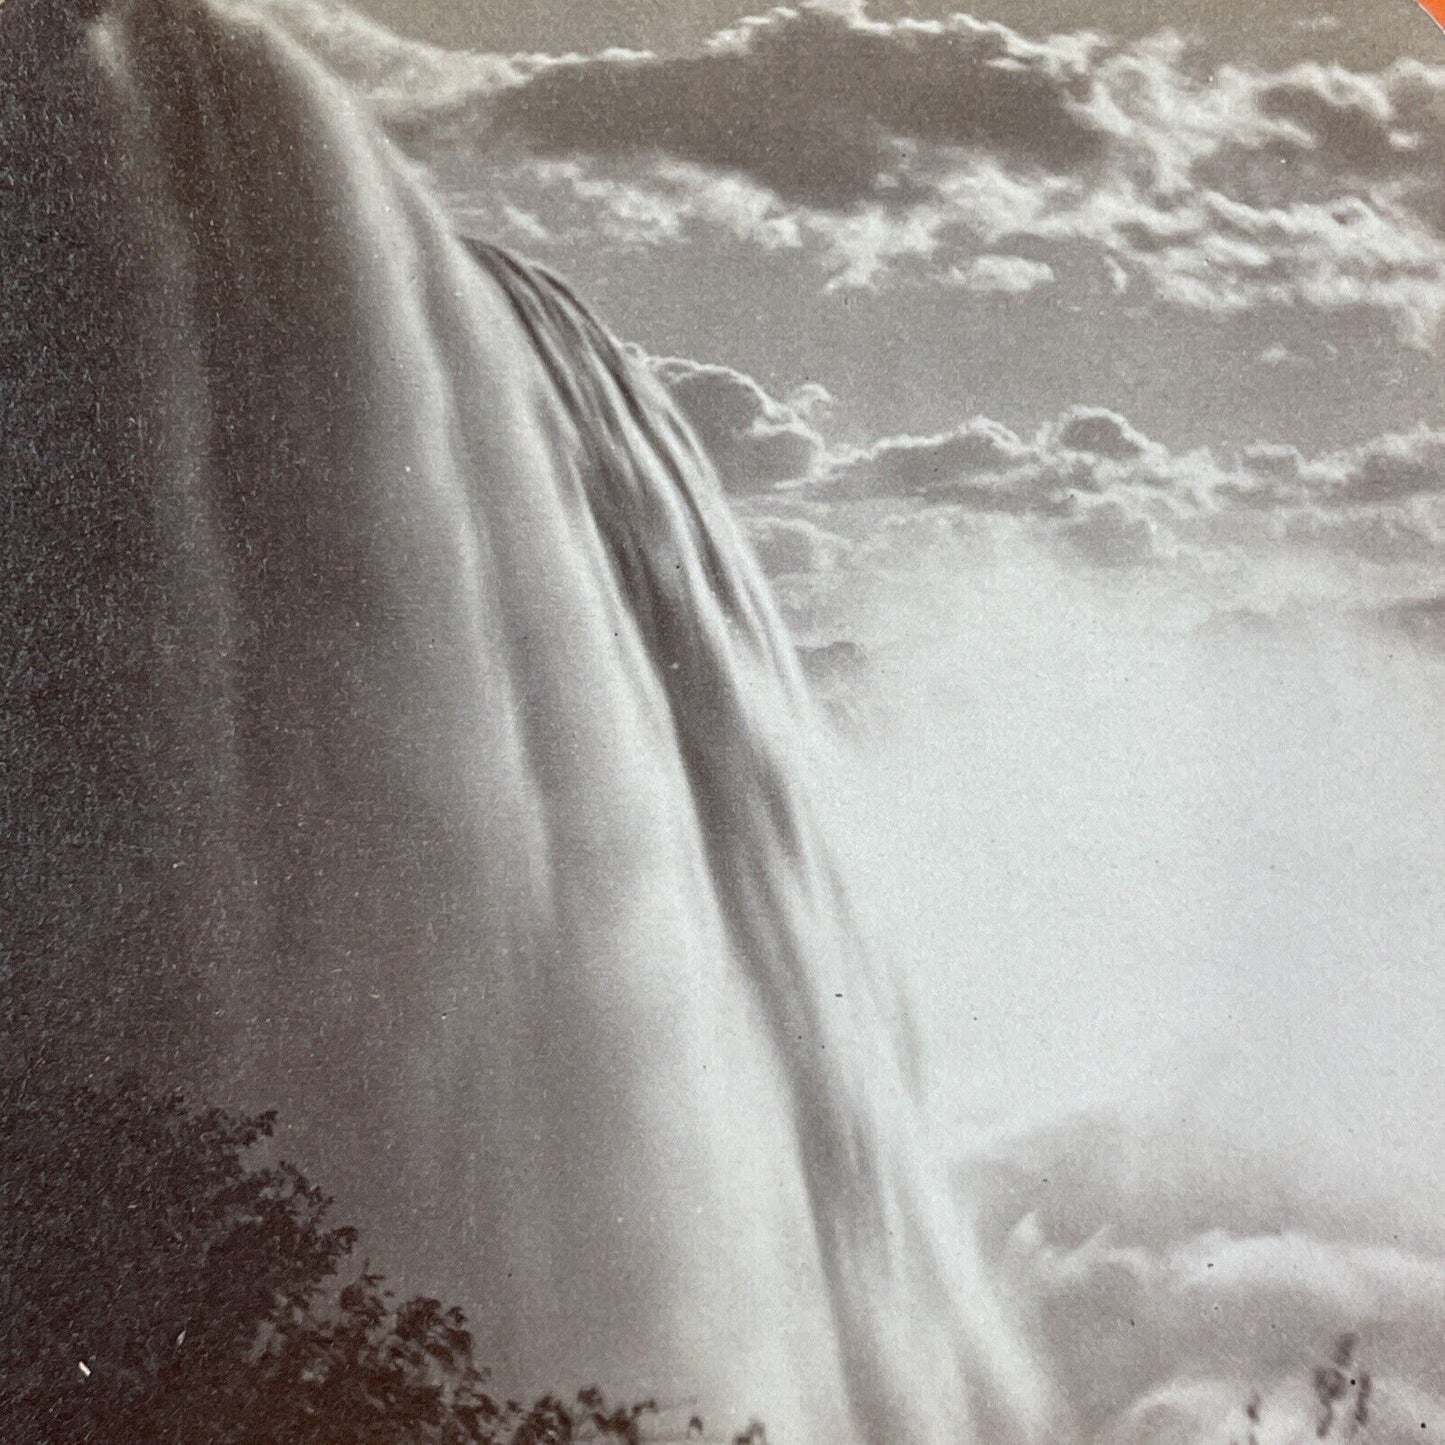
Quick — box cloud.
[772,395,1445,583]
[823,419,1035,505]
[632,352,1323,609]
[814,407,1195,516]
[1218,428,1445,511]
[1050,406,1157,462]
[253,0,1445,333]
[1333,427,1445,505]
[484,9,1109,211]
[944,254,1057,295]
[1195,60,1445,229]
[1368,594,1445,650]
[1059,497,1174,568]
[702,384,1445,621]
[743,511,853,578]
[1074,48,1445,343]
[1276,506,1445,567]
[648,355,828,493]
[1101,189,1445,349]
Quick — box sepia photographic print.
[3,0,1445,1442]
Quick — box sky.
[254,0,1445,651]
[220,6,1445,1432]
[351,0,1429,69]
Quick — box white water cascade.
[0,2,1043,1441]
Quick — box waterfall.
[0,2,1044,1440]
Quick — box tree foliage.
[0,1063,679,1445]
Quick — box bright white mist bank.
[824,559,1445,1444]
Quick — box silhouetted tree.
[0,1060,677,1444]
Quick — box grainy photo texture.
[3,1,1445,1443]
